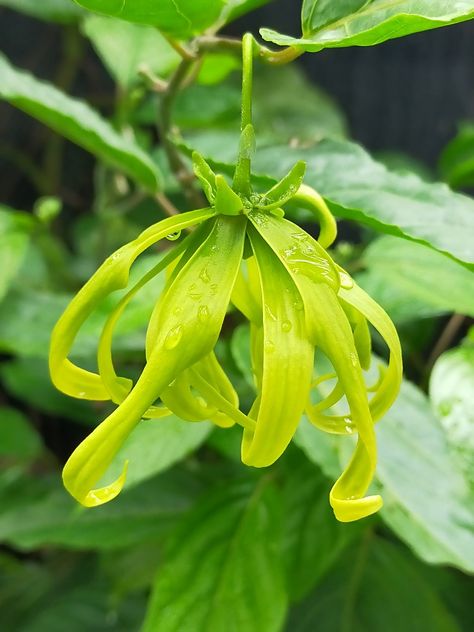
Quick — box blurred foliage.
[0,0,472,630]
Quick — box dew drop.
[345,425,353,434]
[350,352,358,367]
[166,230,181,241]
[339,272,354,289]
[293,301,304,312]
[281,320,292,333]
[198,305,210,322]
[77,391,86,398]
[165,325,183,350]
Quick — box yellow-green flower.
[49,148,402,522]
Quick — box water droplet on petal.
[350,352,358,367]
[281,320,292,332]
[199,267,210,283]
[165,325,183,350]
[166,230,181,241]
[339,271,354,289]
[77,391,86,398]
[345,425,353,434]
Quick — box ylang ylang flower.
[49,149,402,523]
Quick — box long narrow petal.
[50,208,215,400]
[241,227,314,467]
[289,184,337,249]
[63,214,246,507]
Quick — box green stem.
[233,33,255,197]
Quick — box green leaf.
[0,253,168,358]
[439,122,474,189]
[0,468,199,550]
[0,407,42,461]
[296,372,474,571]
[83,15,180,88]
[143,479,288,632]
[184,135,474,267]
[430,344,474,487]
[74,0,225,37]
[0,53,162,192]
[220,0,272,24]
[282,454,365,602]
[377,380,474,571]
[0,358,97,425]
[287,536,461,632]
[0,207,33,303]
[0,0,84,23]
[106,416,212,490]
[261,1,474,52]
[361,236,474,317]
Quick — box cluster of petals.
[50,151,402,522]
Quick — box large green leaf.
[0,0,84,23]
[74,0,224,37]
[430,342,474,488]
[143,479,287,632]
[184,134,474,266]
[439,122,474,189]
[261,1,474,52]
[83,15,180,88]
[287,537,461,632]
[0,54,161,192]
[282,454,365,602]
[295,375,474,571]
[0,468,199,550]
[360,236,474,317]
[0,207,33,303]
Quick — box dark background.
[1,0,473,209]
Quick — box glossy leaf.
[361,236,474,317]
[184,135,474,266]
[143,479,287,632]
[0,0,84,23]
[0,54,162,192]
[0,207,33,303]
[261,1,474,52]
[287,536,461,632]
[83,15,180,88]
[74,0,224,37]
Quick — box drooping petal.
[49,208,215,401]
[257,161,306,211]
[241,227,314,467]
[62,214,246,507]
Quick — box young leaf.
[0,54,162,192]
[143,479,288,632]
[83,15,180,88]
[261,1,474,52]
[74,0,225,37]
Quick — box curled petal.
[63,214,246,506]
[258,161,306,211]
[49,208,215,401]
[290,184,338,249]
